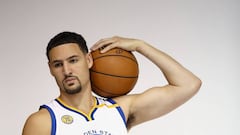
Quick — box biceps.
[130,86,191,124]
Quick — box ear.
[86,53,93,68]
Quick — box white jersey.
[40,97,128,135]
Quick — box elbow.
[190,77,202,95]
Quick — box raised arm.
[91,36,202,129]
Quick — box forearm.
[135,41,201,88]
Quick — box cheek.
[52,71,64,82]
[54,75,65,88]
[75,65,90,79]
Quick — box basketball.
[90,48,139,98]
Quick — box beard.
[62,76,82,94]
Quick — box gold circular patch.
[61,115,73,124]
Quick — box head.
[46,31,88,60]
[47,31,93,95]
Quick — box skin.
[22,37,202,135]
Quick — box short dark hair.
[46,31,88,60]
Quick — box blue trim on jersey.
[55,99,92,121]
[107,98,127,126]
[40,105,56,135]
[91,97,99,120]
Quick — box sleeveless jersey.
[40,97,128,135]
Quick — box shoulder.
[113,93,140,110]
[22,109,51,135]
[112,94,139,128]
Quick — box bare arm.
[91,36,202,129]
[22,109,51,135]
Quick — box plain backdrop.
[0,0,239,134]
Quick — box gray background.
[0,0,239,134]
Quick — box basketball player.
[22,31,201,135]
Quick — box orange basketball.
[90,48,139,98]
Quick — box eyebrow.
[51,55,80,64]
[67,55,79,60]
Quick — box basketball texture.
[90,48,139,98]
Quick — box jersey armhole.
[40,105,57,135]
[107,98,127,126]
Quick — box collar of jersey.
[55,97,99,121]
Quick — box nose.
[63,63,72,76]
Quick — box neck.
[58,90,95,114]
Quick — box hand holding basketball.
[91,36,142,53]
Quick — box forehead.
[48,43,84,61]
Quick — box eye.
[69,58,78,64]
[53,62,63,68]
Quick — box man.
[22,31,201,135]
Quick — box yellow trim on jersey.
[56,97,97,121]
[95,100,120,108]
[106,104,120,108]
[56,97,120,121]
[95,103,119,108]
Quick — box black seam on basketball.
[92,85,119,95]
[92,83,130,96]
[93,55,138,64]
[90,69,138,78]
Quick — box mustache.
[63,75,77,80]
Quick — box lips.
[64,77,76,84]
